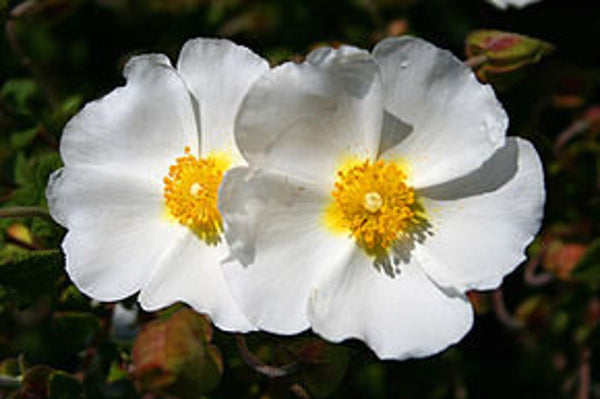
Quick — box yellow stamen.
[163,146,230,244]
[324,158,425,255]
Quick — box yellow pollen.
[163,146,231,244]
[325,158,424,254]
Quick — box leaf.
[15,366,82,399]
[9,151,62,207]
[13,151,30,186]
[571,240,600,284]
[10,127,38,150]
[287,337,350,398]
[48,371,83,399]
[1,79,38,115]
[51,311,101,354]
[131,307,223,398]
[17,365,53,399]
[0,250,63,304]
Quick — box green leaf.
[287,337,350,398]
[18,365,53,399]
[48,371,83,399]
[51,311,101,354]
[10,127,38,150]
[571,240,600,284]
[1,79,38,115]
[13,151,30,186]
[9,151,62,207]
[60,95,83,118]
[15,367,82,399]
[0,250,63,304]
[131,307,222,398]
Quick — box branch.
[524,250,553,287]
[491,289,523,331]
[577,348,591,399]
[235,334,299,378]
[290,383,311,399]
[0,375,21,390]
[0,206,53,221]
[6,2,60,109]
[465,54,488,69]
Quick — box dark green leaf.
[288,337,350,398]
[1,79,38,115]
[572,240,600,284]
[48,371,83,399]
[0,250,63,304]
[10,127,38,150]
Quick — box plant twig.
[6,2,60,109]
[363,0,384,29]
[235,334,299,378]
[465,54,488,69]
[577,348,591,399]
[491,289,523,331]
[524,250,553,287]
[0,375,21,390]
[554,119,589,153]
[0,206,52,221]
[290,383,311,399]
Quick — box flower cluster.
[47,36,544,360]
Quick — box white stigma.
[189,182,203,197]
[363,191,383,213]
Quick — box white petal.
[487,0,541,9]
[60,54,198,184]
[47,166,183,300]
[235,46,383,189]
[218,167,355,333]
[177,38,269,158]
[309,249,474,360]
[416,138,545,291]
[373,36,508,188]
[139,236,255,332]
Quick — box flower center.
[326,158,425,255]
[163,147,230,244]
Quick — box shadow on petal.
[418,138,519,200]
[378,111,413,156]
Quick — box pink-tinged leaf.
[130,307,222,398]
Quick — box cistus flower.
[46,38,269,331]
[218,36,545,359]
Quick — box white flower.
[46,38,269,332]
[487,0,541,9]
[218,36,545,359]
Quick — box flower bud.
[466,30,553,82]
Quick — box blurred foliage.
[1,0,600,398]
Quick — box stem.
[491,289,523,331]
[235,334,299,378]
[0,375,21,390]
[6,2,60,109]
[554,119,589,153]
[363,0,384,30]
[577,348,591,399]
[524,250,553,287]
[465,54,488,69]
[0,206,53,221]
[290,383,311,399]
